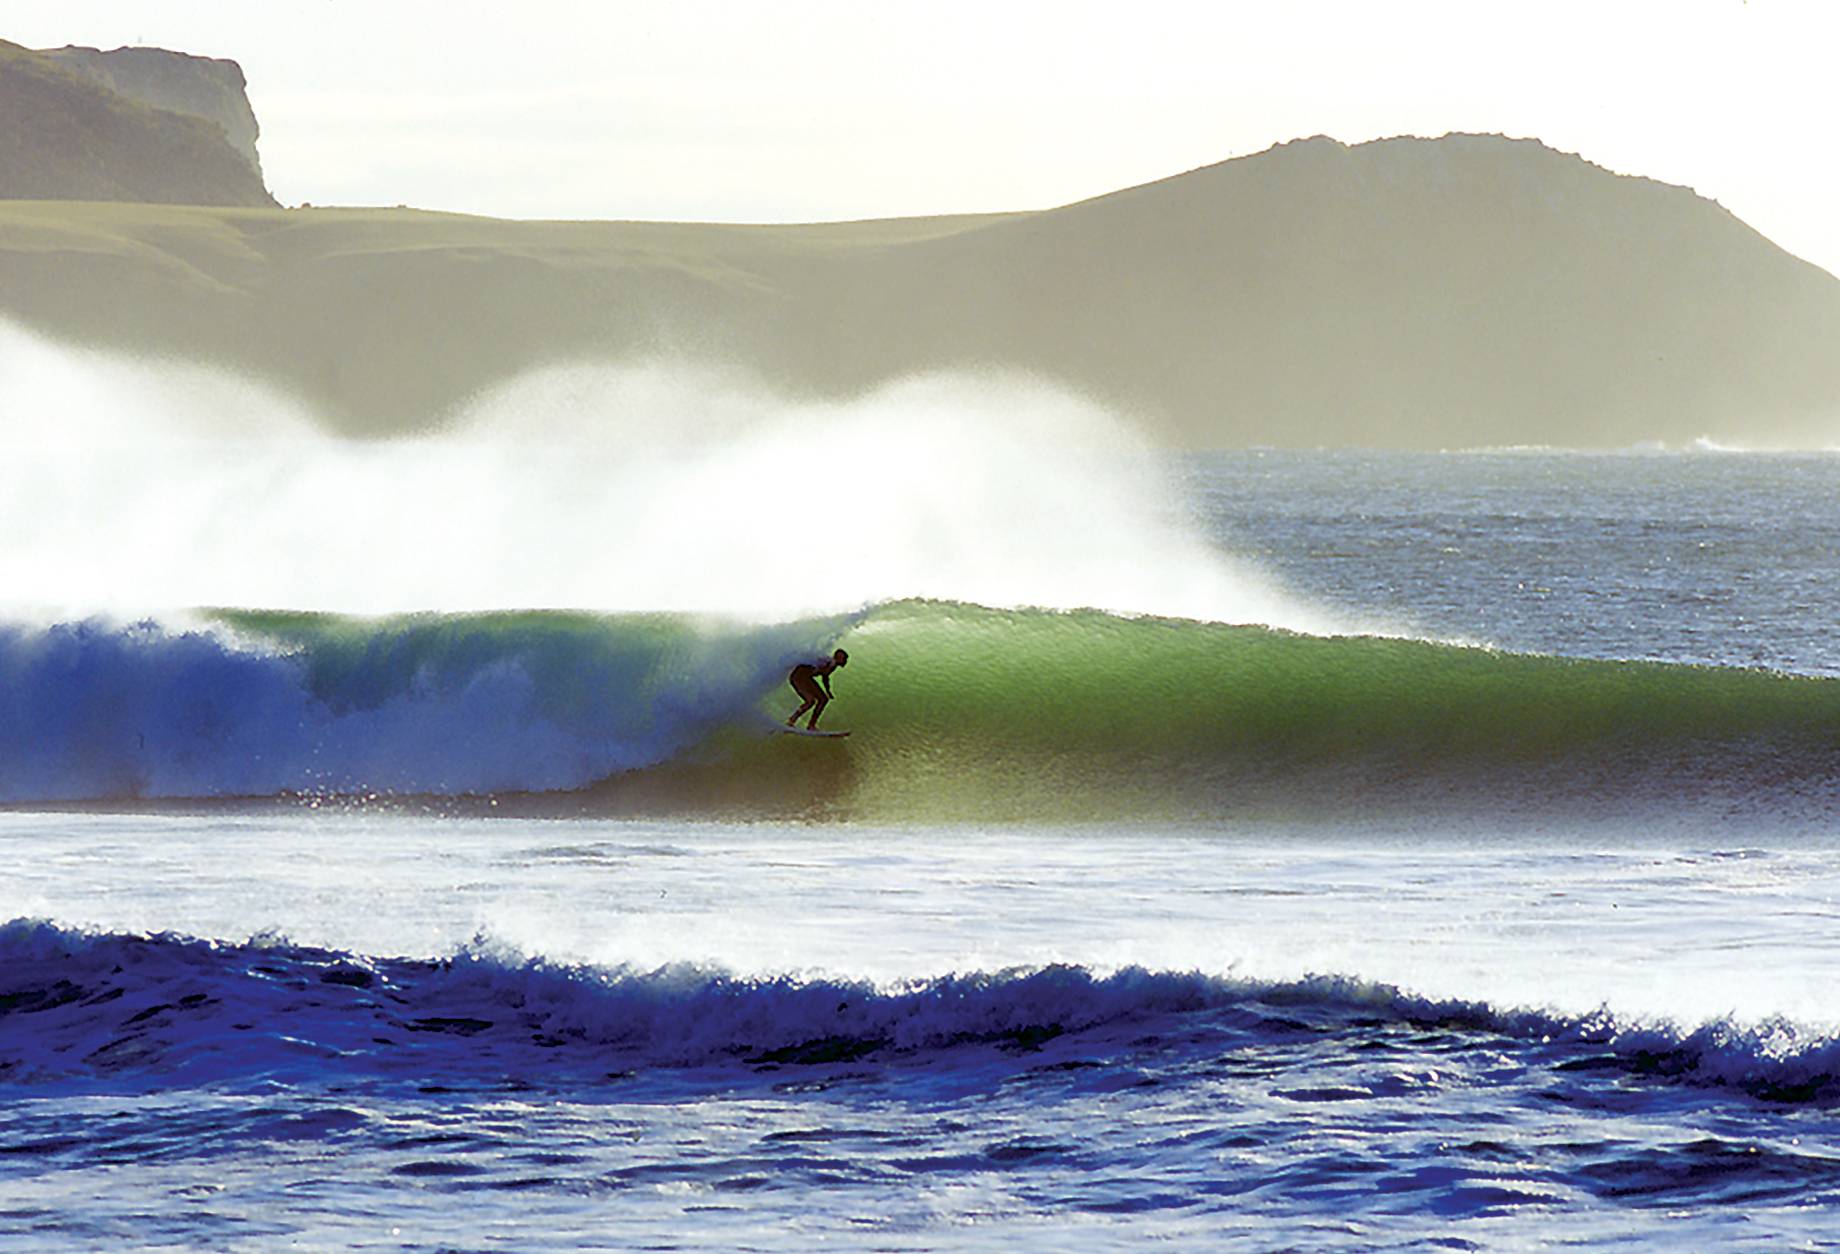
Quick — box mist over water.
[0,321,1335,629]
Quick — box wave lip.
[0,610,847,802]
[5,921,1840,1105]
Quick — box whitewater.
[4,319,1840,1248]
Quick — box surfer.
[787,649,848,729]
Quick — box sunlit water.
[1185,448,1840,674]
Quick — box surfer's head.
[833,649,849,667]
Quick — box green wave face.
[657,601,1840,824]
[18,601,1834,821]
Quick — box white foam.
[0,321,1341,630]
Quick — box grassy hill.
[1,134,1836,447]
[0,40,273,207]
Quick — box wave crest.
[5,920,1839,1104]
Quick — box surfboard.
[778,727,851,739]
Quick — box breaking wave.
[0,601,1836,821]
[3,920,1836,1104]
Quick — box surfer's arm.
[820,674,833,696]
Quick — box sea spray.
[0,321,1331,627]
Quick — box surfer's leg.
[806,691,829,729]
[788,670,821,726]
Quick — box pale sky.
[11,1,1840,274]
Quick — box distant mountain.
[1,133,1836,447]
[0,40,273,206]
[774,132,1840,448]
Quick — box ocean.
[2,337,1839,1248]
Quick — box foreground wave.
[1,920,1832,1105]
[1,601,1837,820]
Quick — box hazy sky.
[11,1,1840,273]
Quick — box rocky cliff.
[41,43,265,180]
[0,40,273,206]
